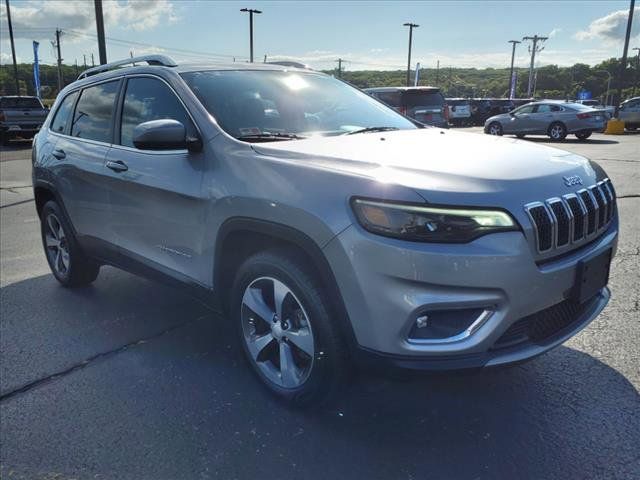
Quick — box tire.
[625,125,637,131]
[548,122,567,141]
[232,249,348,407]
[0,132,10,146]
[516,133,526,139]
[575,131,592,141]
[40,200,100,287]
[487,122,503,136]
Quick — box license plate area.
[572,248,611,303]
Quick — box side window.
[550,105,562,112]
[50,91,78,134]
[71,80,120,143]
[535,104,551,113]
[516,105,534,114]
[120,77,196,148]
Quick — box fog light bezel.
[406,308,494,345]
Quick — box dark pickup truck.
[0,96,49,144]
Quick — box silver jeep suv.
[33,56,618,406]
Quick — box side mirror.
[132,119,202,152]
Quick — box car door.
[529,103,557,133]
[102,75,207,281]
[505,104,535,133]
[51,79,121,250]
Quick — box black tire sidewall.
[40,200,98,286]
[231,250,346,406]
[548,122,567,140]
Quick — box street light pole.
[240,8,262,63]
[403,22,419,87]
[595,70,612,105]
[614,0,635,116]
[508,40,521,98]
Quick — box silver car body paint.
[33,63,618,366]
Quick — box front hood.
[252,128,598,206]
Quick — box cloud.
[0,0,178,40]
[548,28,562,38]
[575,7,640,43]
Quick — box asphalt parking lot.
[1,129,639,479]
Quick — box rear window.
[0,97,43,109]
[374,91,402,107]
[403,91,444,107]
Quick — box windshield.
[181,70,416,140]
[0,97,43,109]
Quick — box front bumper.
[323,219,617,368]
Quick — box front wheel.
[575,131,592,141]
[232,249,348,407]
[487,122,503,136]
[40,201,100,287]
[548,122,567,141]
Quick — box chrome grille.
[525,178,616,253]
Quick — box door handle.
[106,160,128,172]
[52,148,66,160]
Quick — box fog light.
[408,308,493,344]
[416,315,429,328]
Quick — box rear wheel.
[232,249,348,407]
[575,131,592,141]
[548,122,567,141]
[516,133,526,139]
[40,200,100,287]
[488,122,503,136]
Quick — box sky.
[0,0,638,71]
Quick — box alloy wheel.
[489,123,501,135]
[550,124,564,140]
[241,277,315,388]
[44,213,70,276]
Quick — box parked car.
[365,86,449,128]
[0,95,48,144]
[34,55,618,406]
[446,98,472,126]
[484,101,607,140]
[618,96,640,131]
[470,98,492,125]
[572,99,614,118]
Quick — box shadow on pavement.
[1,273,638,479]
[519,137,620,145]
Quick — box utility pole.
[403,22,419,87]
[523,34,548,97]
[436,60,440,85]
[91,53,95,67]
[54,29,63,92]
[615,0,636,116]
[336,58,343,78]
[74,58,79,76]
[94,0,107,64]
[83,54,87,69]
[263,54,267,63]
[508,40,521,98]
[240,8,262,62]
[5,0,20,95]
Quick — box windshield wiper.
[236,132,307,142]
[344,126,400,135]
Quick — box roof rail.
[77,54,177,80]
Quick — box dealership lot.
[1,130,639,479]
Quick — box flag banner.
[33,41,41,98]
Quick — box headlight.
[351,198,518,243]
